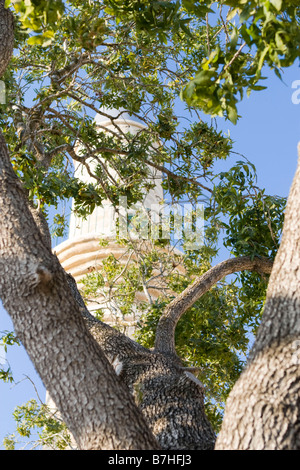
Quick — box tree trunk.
[0,125,216,449]
[0,0,14,78]
[216,147,300,450]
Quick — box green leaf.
[270,0,282,11]
[27,35,44,45]
[227,104,238,125]
[230,26,239,50]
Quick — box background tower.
[53,109,165,335]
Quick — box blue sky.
[1,61,300,449]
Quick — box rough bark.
[154,256,273,358]
[0,0,14,78]
[89,325,216,450]
[216,147,300,450]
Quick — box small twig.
[223,42,247,73]
[219,4,230,43]
[15,374,45,405]
[206,13,211,56]
[181,366,202,373]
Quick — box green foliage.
[104,0,195,43]
[5,0,65,46]
[0,331,20,384]
[2,0,237,232]
[181,0,299,121]
[0,368,14,383]
[211,161,285,258]
[0,330,20,352]
[103,0,300,122]
[3,399,72,450]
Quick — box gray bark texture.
[67,265,217,450]
[0,0,14,78]
[216,147,300,449]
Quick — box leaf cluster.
[3,399,71,450]
[103,0,300,122]
[211,160,286,258]
[0,331,20,384]
[5,0,65,46]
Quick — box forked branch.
[154,256,273,357]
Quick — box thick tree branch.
[154,256,273,357]
[28,204,52,251]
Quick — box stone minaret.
[53,109,164,334]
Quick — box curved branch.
[154,256,273,357]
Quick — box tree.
[0,0,299,450]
